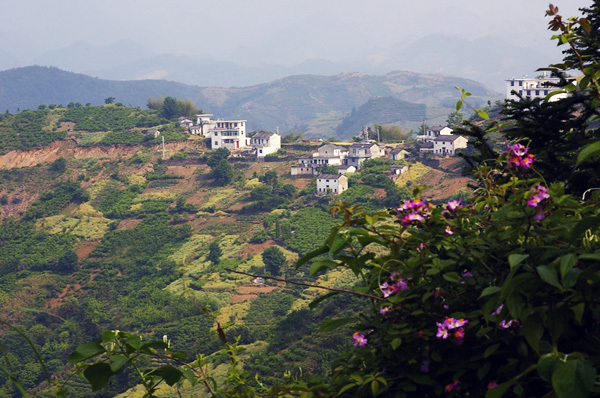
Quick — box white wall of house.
[316,174,348,195]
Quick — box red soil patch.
[76,241,99,260]
[229,284,278,304]
[230,294,258,304]
[167,165,198,178]
[418,169,471,201]
[117,219,142,230]
[289,178,311,189]
[237,240,277,258]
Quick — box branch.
[224,268,386,302]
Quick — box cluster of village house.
[164,76,558,195]
[172,114,469,196]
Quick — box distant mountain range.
[0,32,555,91]
[0,66,499,138]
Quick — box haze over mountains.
[1,35,554,91]
[0,1,585,92]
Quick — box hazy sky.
[1,0,586,65]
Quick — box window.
[214,141,218,146]
[535,90,540,95]
[511,81,515,86]
[519,81,523,86]
[527,90,531,95]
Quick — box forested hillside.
[0,104,470,396]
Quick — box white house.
[417,126,453,142]
[433,135,468,156]
[506,75,568,102]
[290,144,349,176]
[336,165,356,175]
[209,119,248,150]
[347,142,384,169]
[316,174,348,195]
[251,132,281,158]
[390,147,410,161]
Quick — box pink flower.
[444,380,460,393]
[491,305,503,316]
[379,305,392,315]
[444,318,468,329]
[445,226,454,235]
[533,209,546,220]
[487,381,498,389]
[453,327,465,344]
[447,200,462,210]
[507,143,528,157]
[462,272,473,278]
[527,184,550,207]
[520,154,535,168]
[380,282,398,298]
[499,319,514,329]
[352,332,367,346]
[436,322,450,339]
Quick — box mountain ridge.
[0,66,499,137]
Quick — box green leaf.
[456,101,463,111]
[552,359,596,398]
[442,272,460,283]
[329,233,347,256]
[508,254,529,269]
[67,342,106,364]
[319,317,355,333]
[537,265,563,289]
[390,338,402,350]
[562,268,581,290]
[171,351,188,360]
[108,354,128,373]
[478,111,490,121]
[309,260,338,276]
[522,316,544,353]
[559,254,578,278]
[83,363,114,391]
[538,354,560,382]
[308,292,338,310]
[571,303,585,325]
[485,380,514,398]
[479,286,501,298]
[148,366,184,386]
[295,246,328,269]
[484,343,500,358]
[576,141,600,166]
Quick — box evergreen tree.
[207,240,222,266]
[262,246,286,276]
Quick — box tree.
[446,110,464,128]
[206,240,222,265]
[104,97,115,105]
[261,246,286,276]
[259,170,278,188]
[161,97,180,120]
[210,159,233,186]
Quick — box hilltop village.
[173,113,468,196]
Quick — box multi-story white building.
[251,132,281,158]
[209,119,248,150]
[290,144,349,176]
[506,76,568,102]
[346,142,384,169]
